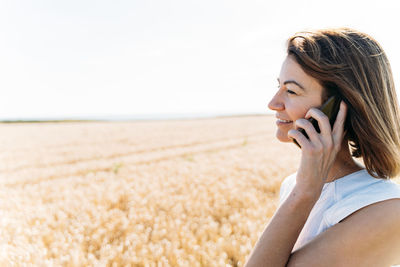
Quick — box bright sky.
[1,0,399,119]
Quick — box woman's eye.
[287,90,296,95]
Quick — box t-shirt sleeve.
[324,181,400,226]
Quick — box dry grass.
[0,115,396,266]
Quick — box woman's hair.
[287,27,400,179]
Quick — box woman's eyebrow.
[277,78,305,90]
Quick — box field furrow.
[0,131,270,173]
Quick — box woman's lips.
[276,119,293,126]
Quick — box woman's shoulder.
[334,169,400,199]
[324,169,400,226]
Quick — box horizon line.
[0,111,274,123]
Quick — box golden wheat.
[0,115,395,266]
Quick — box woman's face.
[268,55,325,143]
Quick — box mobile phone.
[293,95,342,148]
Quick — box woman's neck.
[325,140,365,183]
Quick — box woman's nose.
[268,93,284,111]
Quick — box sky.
[0,0,399,120]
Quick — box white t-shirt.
[279,168,400,259]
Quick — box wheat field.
[1,115,394,266]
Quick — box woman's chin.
[276,137,293,144]
[275,131,293,143]
[279,138,293,143]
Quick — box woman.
[245,28,400,266]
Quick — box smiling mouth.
[277,119,293,123]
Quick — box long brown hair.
[287,28,400,179]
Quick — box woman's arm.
[245,101,348,266]
[244,185,320,267]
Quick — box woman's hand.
[288,100,348,199]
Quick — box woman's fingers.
[292,101,348,150]
[332,101,348,146]
[293,118,321,145]
[288,128,310,149]
[304,108,332,136]
[332,100,348,132]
